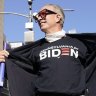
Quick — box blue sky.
[4,0,96,42]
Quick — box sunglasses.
[35,9,57,22]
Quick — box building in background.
[24,31,34,44]
[0,0,5,50]
[9,42,23,49]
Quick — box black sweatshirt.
[5,34,96,96]
[28,36,88,95]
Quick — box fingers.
[0,50,9,57]
[0,58,6,62]
[0,50,9,62]
[3,50,9,57]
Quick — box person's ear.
[55,14,61,23]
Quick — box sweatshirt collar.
[45,29,66,43]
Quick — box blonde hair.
[44,4,65,28]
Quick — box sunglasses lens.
[36,9,57,21]
[38,11,46,19]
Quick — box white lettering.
[70,49,78,58]
[52,49,61,57]
[39,51,47,60]
[48,50,51,58]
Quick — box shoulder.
[9,38,45,54]
[64,35,88,52]
[64,34,85,44]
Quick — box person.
[0,4,96,96]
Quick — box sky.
[4,0,96,42]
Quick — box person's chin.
[40,26,46,30]
[41,28,47,32]
[41,29,46,32]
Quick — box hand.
[0,50,9,62]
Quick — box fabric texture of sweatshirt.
[5,33,96,96]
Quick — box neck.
[44,26,62,34]
[45,29,66,43]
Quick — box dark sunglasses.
[34,9,57,22]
